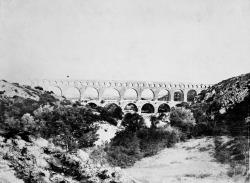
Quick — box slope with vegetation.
[190,73,250,179]
[0,80,131,183]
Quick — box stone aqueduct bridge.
[27,79,212,114]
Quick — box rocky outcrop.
[197,73,250,113]
[0,136,132,183]
[192,73,250,179]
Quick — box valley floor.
[124,137,244,183]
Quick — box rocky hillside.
[191,73,250,179]
[192,72,250,135]
[0,80,132,183]
[197,73,250,112]
[0,80,54,101]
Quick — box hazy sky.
[0,0,249,84]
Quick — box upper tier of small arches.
[30,79,212,89]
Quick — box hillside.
[0,80,52,101]
[191,72,250,180]
[196,73,250,112]
[0,80,132,183]
[192,72,250,135]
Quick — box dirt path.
[124,137,241,183]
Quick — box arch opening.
[158,90,170,101]
[141,89,154,100]
[174,90,184,101]
[64,87,81,100]
[124,103,138,112]
[83,87,99,100]
[141,103,155,114]
[87,102,98,108]
[187,90,197,102]
[124,88,138,100]
[104,103,123,119]
[158,103,170,113]
[45,86,62,96]
[102,88,120,100]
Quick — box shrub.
[105,124,181,167]
[190,103,214,136]
[36,106,100,151]
[138,127,180,157]
[121,113,144,132]
[214,136,249,177]
[170,107,196,137]
[1,113,44,141]
[34,86,43,90]
[105,130,142,168]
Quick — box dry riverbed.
[124,137,245,183]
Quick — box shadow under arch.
[103,103,123,119]
[158,103,170,113]
[86,102,98,108]
[174,89,184,101]
[141,103,155,114]
[124,103,138,112]
[187,89,197,102]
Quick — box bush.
[170,107,196,137]
[0,96,110,151]
[34,86,43,90]
[190,103,214,136]
[35,106,100,151]
[105,124,181,167]
[138,127,180,157]
[121,113,144,132]
[214,136,249,177]
[105,130,142,168]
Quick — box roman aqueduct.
[26,79,212,114]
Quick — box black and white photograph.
[0,0,249,182]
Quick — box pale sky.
[0,0,250,84]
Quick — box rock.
[32,138,49,148]
[219,108,226,114]
[77,149,89,162]
[94,122,118,146]
[13,139,26,149]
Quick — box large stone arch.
[158,89,170,101]
[187,89,197,102]
[103,103,123,119]
[158,103,170,113]
[174,89,184,102]
[124,88,138,100]
[141,89,154,100]
[82,87,99,100]
[63,87,81,100]
[141,103,155,114]
[45,86,62,96]
[102,88,121,100]
[86,102,98,108]
[124,103,138,112]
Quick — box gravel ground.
[124,137,244,183]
